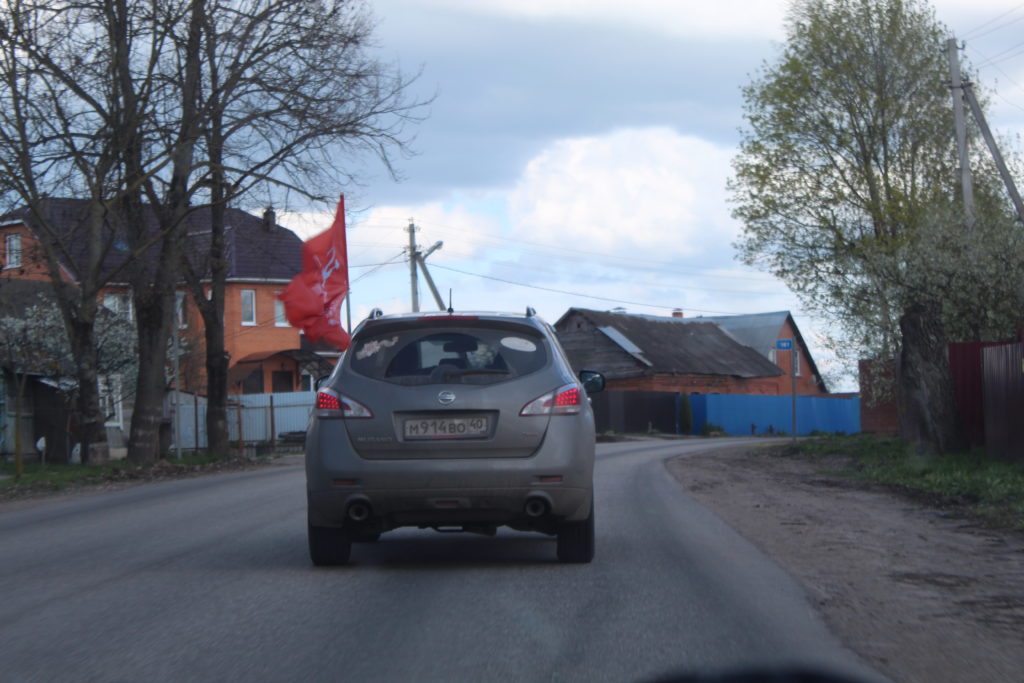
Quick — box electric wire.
[427,262,784,316]
[962,2,1024,41]
[355,219,780,283]
[963,45,1024,113]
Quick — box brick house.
[1,199,335,401]
[554,308,827,395]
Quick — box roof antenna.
[447,289,454,314]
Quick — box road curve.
[0,439,883,682]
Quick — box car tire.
[556,500,595,564]
[308,521,352,566]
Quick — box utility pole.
[407,220,419,312]
[406,220,446,312]
[962,83,1024,222]
[949,38,1024,223]
[947,38,976,229]
[416,241,446,311]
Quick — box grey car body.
[305,309,605,565]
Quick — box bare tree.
[177,0,425,454]
[0,0,423,462]
[1,1,162,461]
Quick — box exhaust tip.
[524,496,550,518]
[347,501,372,522]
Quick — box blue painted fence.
[687,394,860,436]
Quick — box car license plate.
[404,416,489,440]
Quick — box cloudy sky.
[278,0,1024,389]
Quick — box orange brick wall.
[223,283,301,360]
[1,224,75,282]
[774,318,825,395]
[859,358,898,434]
[4,221,315,395]
[223,283,304,393]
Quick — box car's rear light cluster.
[316,391,341,411]
[520,384,583,416]
[315,389,373,419]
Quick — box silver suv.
[305,309,605,565]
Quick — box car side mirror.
[579,369,605,394]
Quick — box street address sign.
[776,339,793,350]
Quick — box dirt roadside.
[665,443,1024,683]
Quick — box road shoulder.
[666,442,1024,683]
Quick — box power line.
[351,251,405,284]
[357,219,779,283]
[962,2,1024,40]
[971,39,1024,69]
[964,45,1024,113]
[428,263,772,316]
[475,256,786,297]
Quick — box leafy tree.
[730,0,1024,452]
[0,283,137,473]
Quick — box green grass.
[796,434,1024,531]
[0,460,123,492]
[0,449,271,496]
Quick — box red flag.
[278,196,351,350]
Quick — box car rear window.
[349,326,549,385]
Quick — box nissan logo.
[437,390,456,405]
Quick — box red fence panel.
[949,342,1005,446]
[982,342,1024,461]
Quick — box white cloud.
[426,0,786,40]
[507,127,737,262]
[357,200,504,263]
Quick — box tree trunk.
[199,57,231,456]
[127,284,175,463]
[67,316,106,464]
[898,301,967,454]
[205,321,230,455]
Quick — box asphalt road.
[1,439,884,682]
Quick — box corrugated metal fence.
[982,342,1024,460]
[591,391,860,436]
[172,391,314,450]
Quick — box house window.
[175,291,187,329]
[241,289,256,326]
[4,233,21,268]
[98,375,123,428]
[274,292,289,327]
[768,349,777,364]
[793,350,802,377]
[103,292,133,321]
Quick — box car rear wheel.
[556,500,595,564]
[308,522,352,566]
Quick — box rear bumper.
[307,485,592,530]
[305,416,595,530]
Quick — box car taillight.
[316,390,373,418]
[316,391,341,411]
[520,384,583,416]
